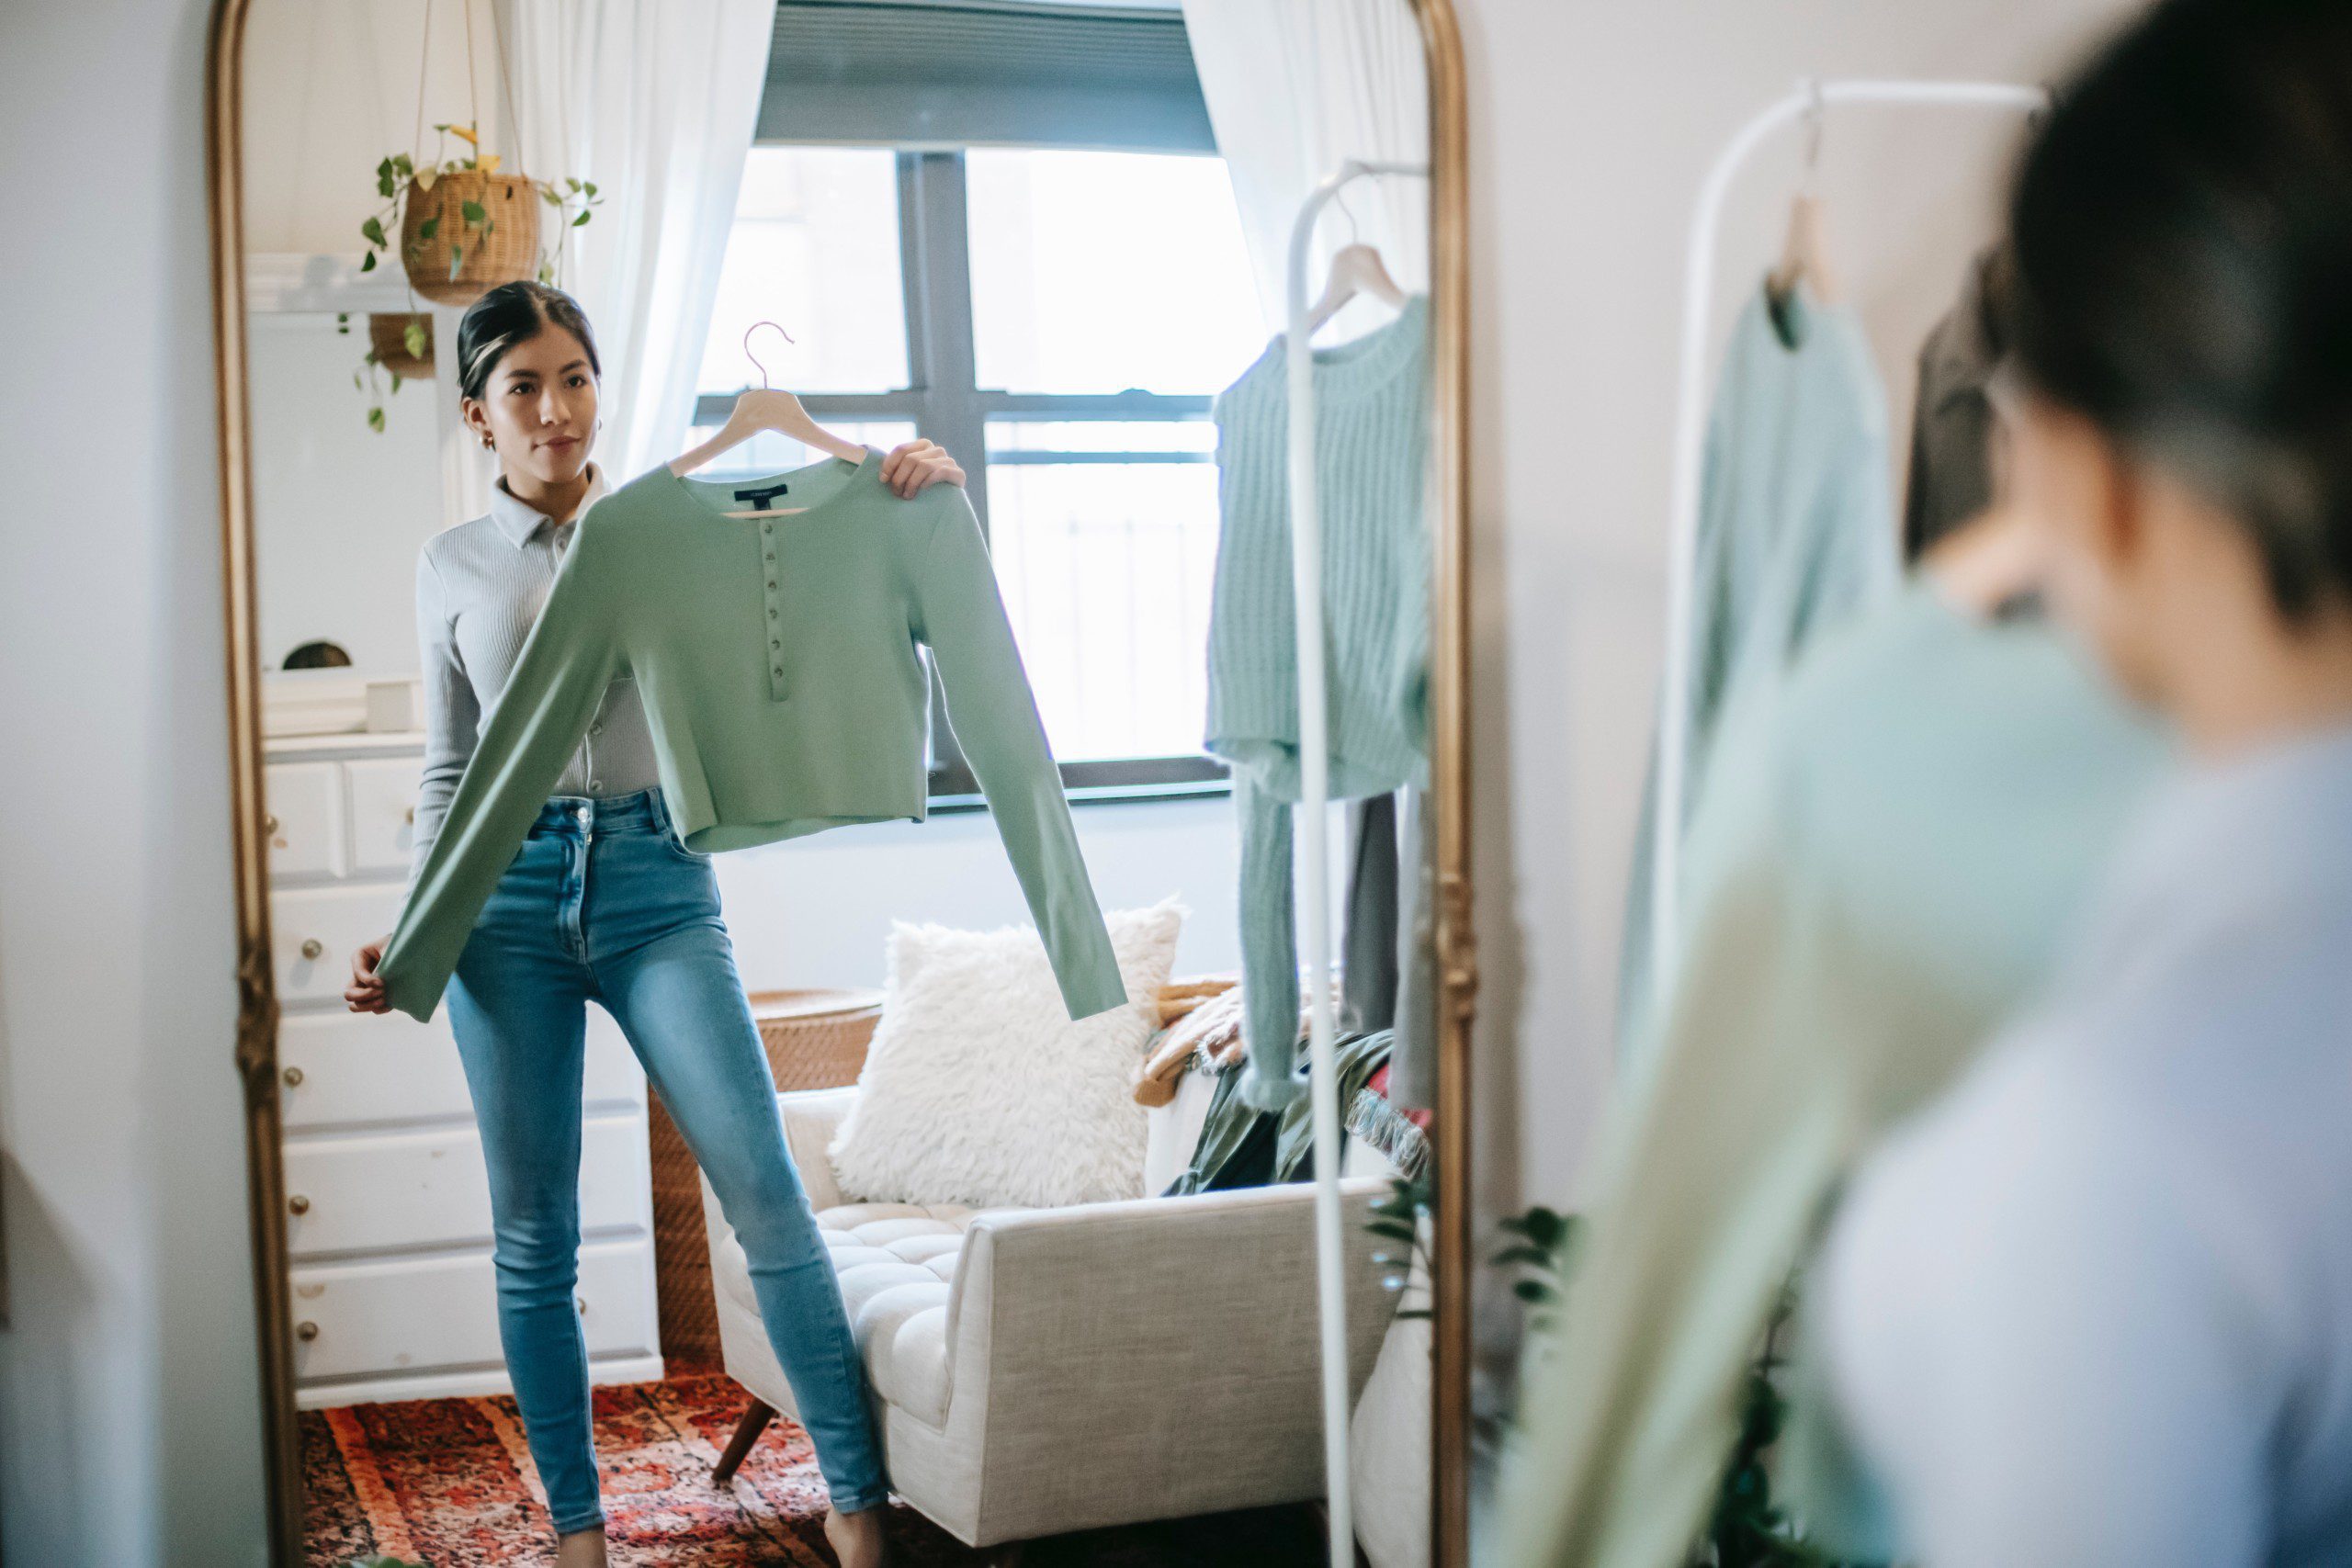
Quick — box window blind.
[758,0,1216,152]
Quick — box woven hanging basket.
[398,168,543,307]
[367,312,435,378]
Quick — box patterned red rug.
[302,1371,1320,1566]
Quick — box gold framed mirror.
[206,2,1469,1561]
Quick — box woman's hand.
[879,438,966,499]
[345,935,392,1014]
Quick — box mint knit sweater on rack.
[1204,294,1432,1110]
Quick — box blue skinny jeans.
[444,786,887,1534]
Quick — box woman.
[345,280,960,1568]
[1815,2,2352,1562]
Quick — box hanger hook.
[1802,79,1826,193]
[742,319,797,389]
[1332,184,1364,247]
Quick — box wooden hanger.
[667,321,865,515]
[1766,83,1840,309]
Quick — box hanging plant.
[334,311,406,434]
[356,122,602,306]
[346,126,602,430]
[342,0,604,429]
[368,311,434,378]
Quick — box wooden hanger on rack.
[1766,81,1840,310]
[1302,189,1410,337]
[667,321,866,515]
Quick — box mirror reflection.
[240,2,1438,1563]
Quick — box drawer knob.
[282,1066,304,1088]
[288,1194,311,1216]
[295,1321,319,1343]
[300,938,324,961]
[264,812,280,835]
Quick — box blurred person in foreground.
[1812,1,2352,1563]
[1490,219,2168,1568]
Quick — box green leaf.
[481,220,495,235]
[393,152,413,175]
[565,176,582,192]
[1365,1220,1417,1242]
[361,348,378,366]
[403,321,427,357]
[367,405,386,433]
[449,242,463,280]
[572,209,591,227]
[360,215,386,247]
[358,249,377,273]
[1492,1244,1555,1268]
[389,374,402,393]
[1511,1279,1557,1304]
[582,180,597,197]
[1395,1308,1432,1322]
[460,198,486,226]
[352,371,362,389]
[418,216,439,241]
[538,258,556,284]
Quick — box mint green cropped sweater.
[375,446,1125,1025]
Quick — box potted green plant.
[346,120,603,430]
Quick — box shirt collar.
[488,462,609,549]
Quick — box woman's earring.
[481,433,495,451]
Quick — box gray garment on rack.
[1902,244,2010,563]
[1340,795,1400,1033]
[1340,790,1438,1111]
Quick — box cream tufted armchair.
[700,1083,1400,1554]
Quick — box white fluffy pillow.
[827,899,1184,1210]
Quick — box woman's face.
[462,325,599,487]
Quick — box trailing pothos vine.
[343,120,605,431]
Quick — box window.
[691,143,1267,804]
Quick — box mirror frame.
[205,2,1473,1560]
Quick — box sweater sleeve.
[408,545,477,897]
[1496,709,1847,1568]
[376,521,621,1021]
[1233,768,1306,1110]
[913,497,1125,1021]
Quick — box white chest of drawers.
[264,731,662,1408]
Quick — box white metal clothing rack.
[1648,79,2050,998]
[1285,153,1430,1568]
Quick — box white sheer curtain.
[503,0,776,481]
[1178,0,1430,341]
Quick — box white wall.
[1457,0,2145,1220]
[248,313,446,674]
[0,2,272,1564]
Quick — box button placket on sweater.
[762,515,786,702]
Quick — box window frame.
[693,148,1233,807]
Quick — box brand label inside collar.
[732,479,792,511]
